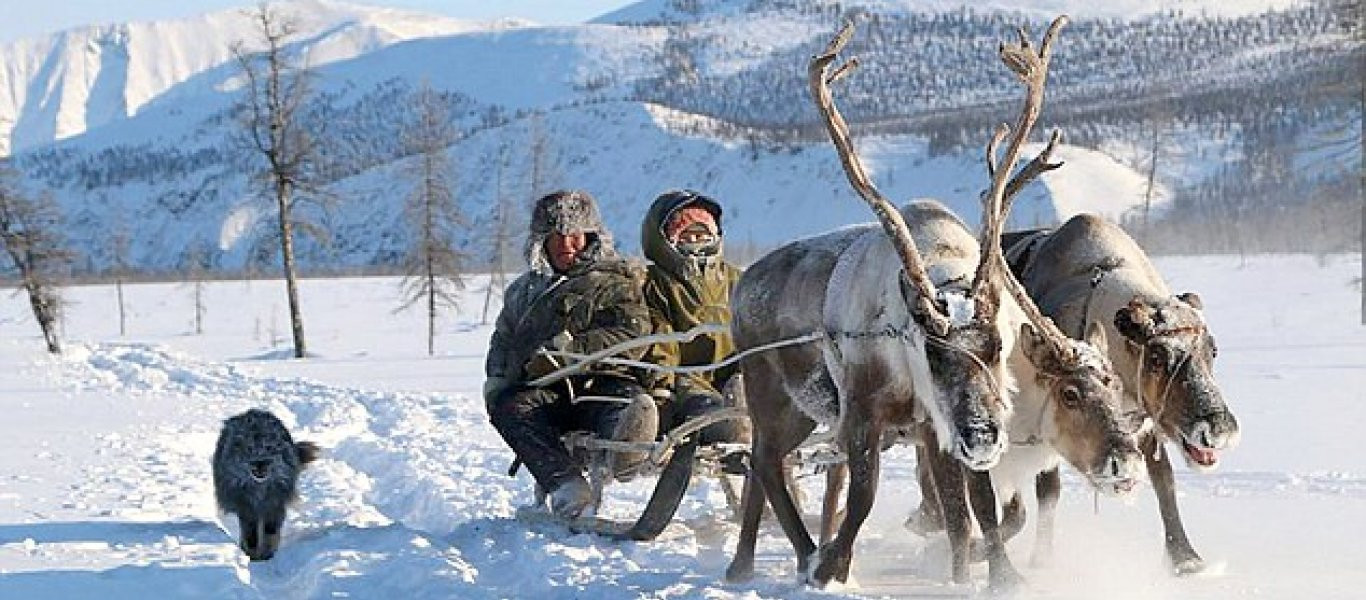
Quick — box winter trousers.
[488,374,654,492]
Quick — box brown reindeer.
[999,214,1240,574]
[724,18,1076,591]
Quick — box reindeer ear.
[1113,299,1154,343]
[1176,292,1203,310]
[1018,322,1054,367]
[1084,319,1108,350]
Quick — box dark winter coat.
[483,192,651,404]
[640,192,741,397]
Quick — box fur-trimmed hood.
[526,189,617,276]
[641,189,725,281]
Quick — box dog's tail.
[296,441,321,467]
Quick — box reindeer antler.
[978,16,1080,362]
[809,22,950,335]
[972,16,1068,330]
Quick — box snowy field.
[0,253,1363,599]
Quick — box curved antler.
[978,16,1078,361]
[809,22,949,334]
[972,16,1069,325]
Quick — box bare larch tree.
[232,2,319,358]
[184,241,215,335]
[398,82,467,356]
[0,163,73,354]
[110,214,130,336]
[481,143,515,325]
[526,111,563,200]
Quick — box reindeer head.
[914,283,1012,470]
[1114,293,1239,471]
[1018,320,1145,494]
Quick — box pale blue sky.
[0,1,637,43]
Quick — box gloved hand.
[548,330,574,352]
[649,387,674,406]
[523,351,561,380]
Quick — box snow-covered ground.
[0,252,1363,598]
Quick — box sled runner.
[512,404,749,540]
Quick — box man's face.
[546,231,588,273]
[673,223,716,246]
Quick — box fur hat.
[526,189,616,274]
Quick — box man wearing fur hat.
[640,190,748,448]
[484,190,658,519]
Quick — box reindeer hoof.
[806,544,850,587]
[987,564,1025,594]
[1171,555,1207,576]
[724,560,755,583]
[903,506,945,537]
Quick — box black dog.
[212,409,319,561]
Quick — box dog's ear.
[295,441,321,466]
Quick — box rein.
[536,321,1004,403]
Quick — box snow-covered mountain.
[2,0,1357,273]
[593,0,1313,25]
[0,0,526,155]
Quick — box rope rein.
[536,322,1002,401]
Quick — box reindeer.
[811,17,1147,581]
[998,213,1239,574]
[724,18,1082,590]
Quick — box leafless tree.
[231,2,321,358]
[184,242,215,335]
[526,111,563,200]
[397,82,467,356]
[0,163,73,354]
[1340,0,1366,323]
[110,215,130,336]
[481,143,516,324]
[475,114,556,323]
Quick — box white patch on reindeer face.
[938,289,976,327]
[903,319,952,453]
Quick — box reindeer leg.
[999,493,1027,543]
[904,445,945,536]
[819,464,847,546]
[725,470,765,582]
[1143,433,1205,575]
[967,470,1024,592]
[753,418,819,576]
[924,437,971,585]
[971,491,1026,562]
[813,415,882,585]
[1032,467,1060,567]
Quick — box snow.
[0,252,1362,598]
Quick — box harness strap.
[1004,229,1051,277]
